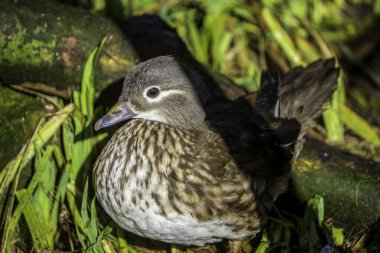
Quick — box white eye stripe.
[143,87,185,103]
[135,110,167,123]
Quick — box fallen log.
[0,0,138,93]
[288,137,380,230]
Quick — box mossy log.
[290,138,380,229]
[0,0,138,94]
[0,0,244,101]
[0,86,46,165]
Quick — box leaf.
[188,15,208,64]
[261,8,304,66]
[255,230,270,253]
[307,195,324,226]
[50,163,70,228]
[16,189,51,250]
[302,195,324,252]
[4,146,55,250]
[0,104,74,201]
[340,104,380,146]
[102,239,117,253]
[323,74,345,143]
[62,120,73,162]
[117,227,138,253]
[67,182,85,232]
[332,227,344,246]
[53,145,64,168]
[80,36,107,122]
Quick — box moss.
[0,86,45,166]
[0,0,138,91]
[292,139,380,229]
[0,12,56,66]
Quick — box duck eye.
[112,109,123,115]
[146,87,160,98]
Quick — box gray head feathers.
[119,56,208,130]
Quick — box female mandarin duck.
[93,56,339,252]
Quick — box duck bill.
[94,101,137,131]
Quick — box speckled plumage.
[94,119,263,245]
[93,56,339,247]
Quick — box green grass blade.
[303,195,324,252]
[307,195,324,226]
[67,182,85,232]
[50,163,70,229]
[255,230,270,253]
[80,181,94,241]
[81,36,107,122]
[16,189,51,251]
[90,198,99,239]
[117,228,138,253]
[187,14,208,64]
[33,152,56,225]
[340,104,380,146]
[0,104,74,196]
[261,8,304,66]
[332,227,344,246]
[3,146,54,251]
[102,239,117,253]
[53,145,64,168]
[62,120,74,162]
[323,74,345,143]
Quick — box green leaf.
[323,74,345,143]
[53,145,64,168]
[102,239,118,253]
[62,120,73,162]
[67,182,85,232]
[307,195,324,226]
[289,0,308,18]
[188,15,208,64]
[0,104,74,201]
[302,195,324,252]
[80,36,107,122]
[16,189,51,250]
[340,104,380,146]
[117,227,138,253]
[33,154,55,224]
[255,230,270,253]
[4,146,55,250]
[50,163,70,229]
[261,8,304,66]
[332,227,344,246]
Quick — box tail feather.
[255,58,339,158]
[249,59,339,202]
[256,70,281,118]
[280,59,339,125]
